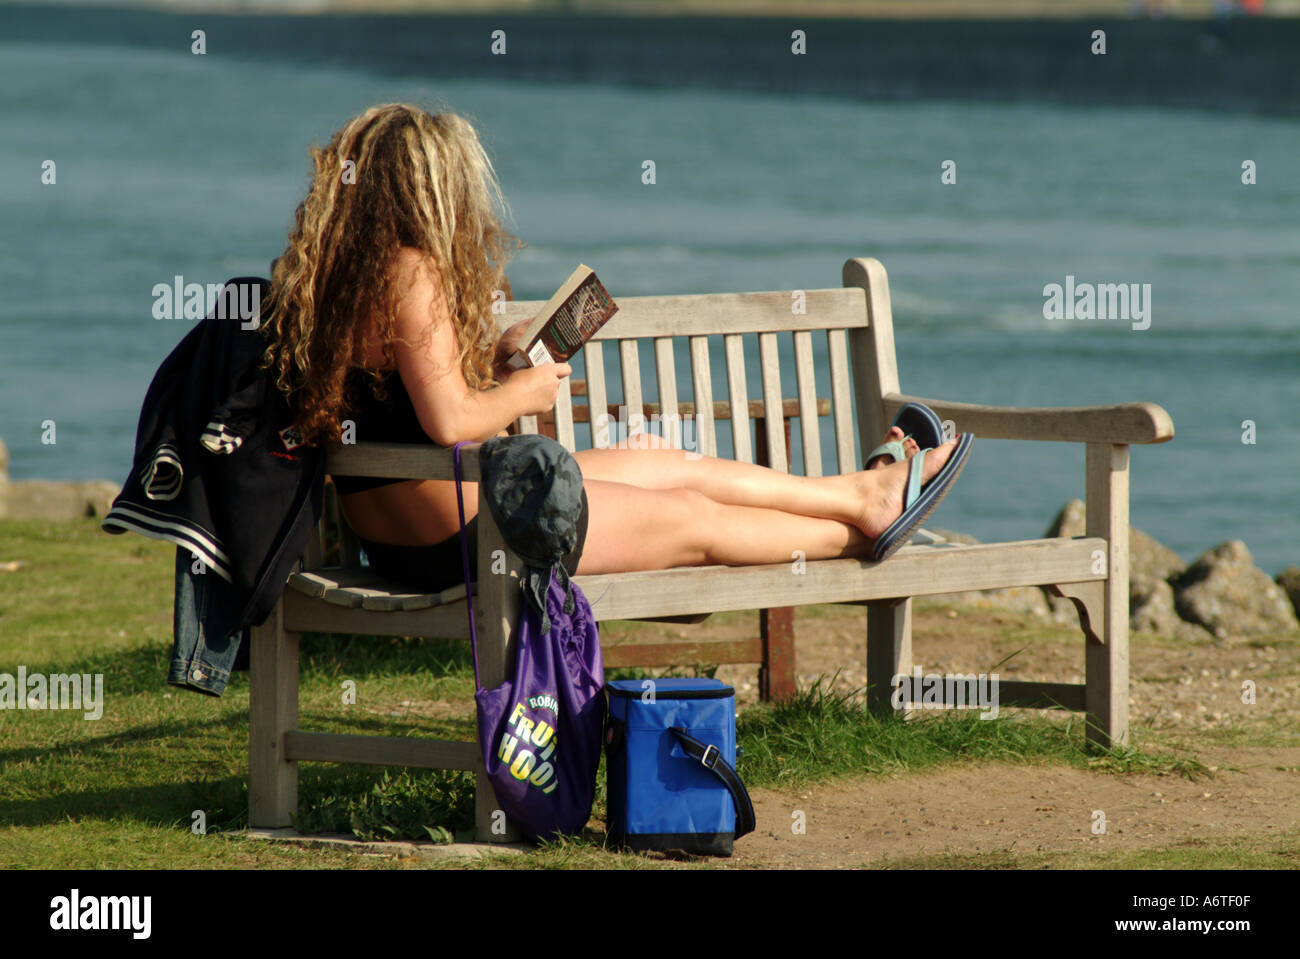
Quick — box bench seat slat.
[282,589,471,637]
[572,537,1109,621]
[288,568,467,611]
[325,442,479,482]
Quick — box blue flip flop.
[871,431,974,562]
[865,402,947,468]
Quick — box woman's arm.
[390,250,569,445]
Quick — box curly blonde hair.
[260,103,524,445]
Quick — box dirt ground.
[629,601,1300,732]
[603,601,1300,867]
[734,746,1298,867]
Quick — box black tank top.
[331,368,434,495]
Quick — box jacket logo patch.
[278,426,306,452]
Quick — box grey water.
[1,29,1297,572]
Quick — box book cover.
[510,264,619,368]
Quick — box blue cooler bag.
[605,678,755,856]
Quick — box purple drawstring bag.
[453,440,605,841]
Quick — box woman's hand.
[492,319,533,379]
[508,362,572,416]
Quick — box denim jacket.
[170,546,249,696]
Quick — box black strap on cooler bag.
[669,727,756,839]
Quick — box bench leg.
[248,599,299,828]
[475,490,523,844]
[865,599,912,718]
[1085,443,1130,750]
[759,608,796,701]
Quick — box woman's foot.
[854,438,958,539]
[866,426,920,469]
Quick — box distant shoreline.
[7,3,1300,116]
[12,0,1300,20]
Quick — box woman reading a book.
[260,103,964,591]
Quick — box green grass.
[0,516,1286,869]
[734,677,1209,789]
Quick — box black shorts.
[357,489,590,593]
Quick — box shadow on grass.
[0,774,254,833]
[0,710,252,770]
[16,632,476,699]
[0,761,478,838]
[294,633,475,682]
[0,705,477,836]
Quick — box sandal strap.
[905,448,927,507]
[866,438,907,467]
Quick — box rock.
[922,522,1294,643]
[0,479,121,521]
[1044,498,1208,636]
[1277,566,1300,620]
[1172,619,1218,644]
[1044,500,1087,539]
[0,438,120,520]
[1044,498,1186,584]
[1044,592,1082,626]
[1130,578,1180,635]
[941,586,1054,618]
[1171,541,1300,640]
[925,529,1053,616]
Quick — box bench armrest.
[885,394,1173,445]
[324,441,482,482]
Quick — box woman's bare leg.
[576,479,867,575]
[573,429,953,537]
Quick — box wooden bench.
[248,255,1174,842]
[535,385,818,699]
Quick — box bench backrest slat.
[653,337,679,430]
[553,375,577,450]
[583,340,609,447]
[757,332,788,472]
[688,335,718,458]
[618,339,645,434]
[792,330,823,477]
[517,287,866,339]
[723,333,753,464]
[827,328,857,474]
